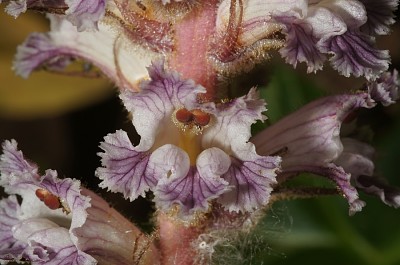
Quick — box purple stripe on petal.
[152,145,229,216]
[276,14,326,73]
[65,0,106,31]
[285,164,366,215]
[96,130,156,201]
[0,196,26,262]
[218,156,280,213]
[76,189,159,265]
[359,0,399,35]
[120,61,205,151]
[14,15,154,89]
[367,69,399,106]
[320,30,390,79]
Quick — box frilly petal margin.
[1,140,159,264]
[13,14,156,90]
[367,69,399,106]
[119,61,205,152]
[275,13,326,73]
[0,140,96,264]
[3,0,105,31]
[0,196,26,263]
[218,156,281,213]
[320,30,390,79]
[152,146,230,217]
[252,71,400,214]
[359,0,399,35]
[65,0,106,31]
[96,130,157,201]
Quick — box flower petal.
[252,93,376,213]
[216,0,308,47]
[65,0,106,31]
[96,130,156,201]
[14,15,156,89]
[3,0,105,31]
[152,145,230,216]
[335,138,375,178]
[355,175,400,208]
[359,0,399,35]
[298,164,366,215]
[0,196,26,263]
[75,189,159,265]
[367,69,399,106]
[218,156,280,212]
[275,13,326,73]
[202,88,266,161]
[320,30,390,79]
[12,218,96,265]
[120,61,205,151]
[0,140,95,263]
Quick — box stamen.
[176,108,194,124]
[35,189,71,214]
[35,188,61,210]
[192,109,211,126]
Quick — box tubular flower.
[96,61,281,218]
[3,0,396,88]
[0,140,158,265]
[252,70,400,215]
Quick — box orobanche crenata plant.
[1,0,400,264]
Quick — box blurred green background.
[1,8,400,265]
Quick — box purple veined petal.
[3,0,67,18]
[3,0,104,31]
[274,12,326,73]
[218,155,281,213]
[359,0,399,35]
[96,130,157,201]
[202,88,266,161]
[13,14,157,90]
[251,93,377,214]
[315,0,367,29]
[152,145,230,217]
[319,30,390,79]
[0,140,96,263]
[0,139,37,183]
[120,61,205,152]
[4,0,28,18]
[285,164,366,215]
[252,93,374,168]
[0,140,90,238]
[367,69,400,106]
[335,138,375,178]
[0,196,27,263]
[216,0,308,47]
[12,218,97,265]
[355,175,400,208]
[75,189,159,265]
[65,0,106,31]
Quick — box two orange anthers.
[175,108,211,127]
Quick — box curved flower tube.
[252,70,400,214]
[215,0,395,79]
[0,140,159,265]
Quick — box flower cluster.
[1,0,400,264]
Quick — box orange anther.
[176,108,193,124]
[192,109,211,126]
[35,188,61,210]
